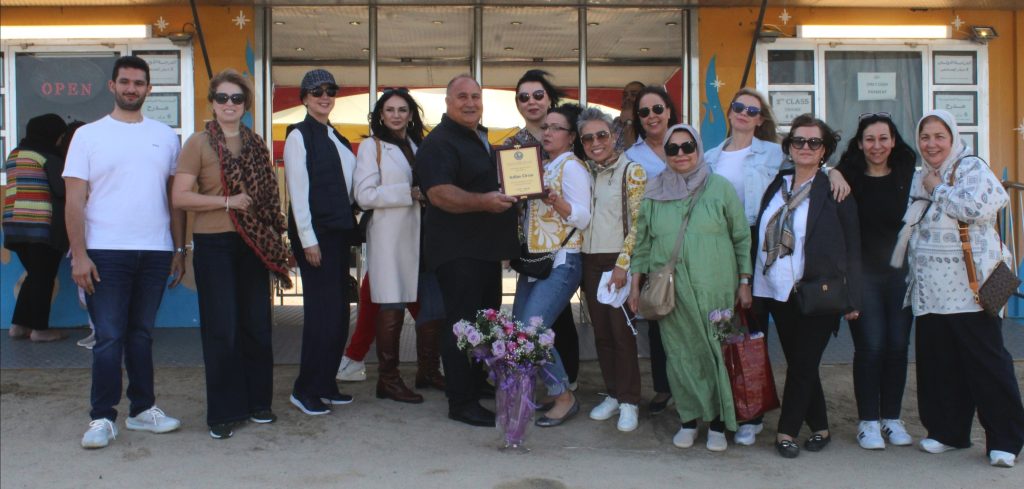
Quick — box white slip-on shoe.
[336,356,367,382]
[673,427,698,448]
[734,423,763,446]
[589,396,620,421]
[125,406,181,434]
[919,438,957,454]
[881,419,913,446]
[81,418,117,449]
[857,420,886,450]
[989,450,1016,468]
[617,404,639,432]
[707,430,727,452]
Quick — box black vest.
[286,115,354,237]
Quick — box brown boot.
[415,320,446,391]
[375,309,423,404]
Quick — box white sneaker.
[990,450,1017,468]
[617,404,639,432]
[734,423,763,446]
[336,356,366,382]
[707,430,727,452]
[919,438,957,454]
[672,427,698,448]
[589,396,620,421]
[77,333,95,350]
[125,406,180,434]
[857,420,886,450]
[881,419,912,446]
[568,381,579,392]
[81,418,117,449]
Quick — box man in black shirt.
[416,75,518,427]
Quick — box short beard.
[115,94,145,112]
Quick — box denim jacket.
[704,137,784,226]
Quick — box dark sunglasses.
[581,130,611,145]
[383,87,409,96]
[790,137,824,150]
[664,140,698,156]
[637,104,665,118]
[309,86,338,98]
[730,102,762,117]
[858,111,892,121]
[517,89,546,103]
[213,93,245,105]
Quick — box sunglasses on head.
[730,102,761,117]
[790,137,824,150]
[581,130,611,145]
[309,86,338,98]
[858,111,892,121]
[517,89,546,103]
[637,104,665,118]
[213,93,245,105]
[382,87,409,96]
[664,140,697,156]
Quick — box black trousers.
[552,304,578,384]
[292,230,350,399]
[436,257,501,409]
[648,320,670,394]
[769,296,836,437]
[916,312,1024,455]
[193,233,274,426]
[10,244,63,331]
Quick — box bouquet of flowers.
[709,308,746,344]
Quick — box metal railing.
[1000,180,1024,303]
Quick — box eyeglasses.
[517,89,546,103]
[382,87,409,96]
[858,111,893,121]
[581,130,611,145]
[540,124,571,133]
[213,93,246,105]
[730,102,762,117]
[664,140,698,156]
[637,104,665,118]
[790,137,825,150]
[309,86,338,98]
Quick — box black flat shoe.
[776,439,800,458]
[535,400,555,412]
[648,393,673,416]
[448,403,496,427]
[805,433,832,452]
[536,399,580,427]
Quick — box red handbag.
[722,309,780,422]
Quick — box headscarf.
[644,123,709,201]
[19,114,66,156]
[890,110,971,267]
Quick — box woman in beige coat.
[353,88,444,403]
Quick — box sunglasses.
[309,86,338,98]
[637,104,665,118]
[213,93,245,105]
[664,140,698,156]
[790,137,825,150]
[730,102,762,117]
[382,87,409,96]
[517,89,546,103]
[581,130,611,145]
[858,111,893,121]
[540,124,571,133]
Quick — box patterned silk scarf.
[762,176,813,271]
[207,121,293,288]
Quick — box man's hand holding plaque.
[494,143,545,200]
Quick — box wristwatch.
[174,247,188,256]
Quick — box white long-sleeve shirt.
[283,126,356,248]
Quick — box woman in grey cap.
[283,69,358,415]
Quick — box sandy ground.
[1,362,1022,489]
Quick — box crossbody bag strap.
[621,162,632,239]
[374,137,382,167]
[663,180,709,271]
[947,158,981,304]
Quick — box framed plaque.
[933,52,976,85]
[934,91,977,126]
[959,132,978,152]
[142,93,181,128]
[495,143,545,200]
[136,51,181,86]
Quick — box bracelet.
[225,196,230,212]
[738,277,750,285]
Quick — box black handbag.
[511,229,577,279]
[793,276,849,316]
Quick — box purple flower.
[538,330,555,347]
[466,329,483,346]
[452,320,469,338]
[529,316,544,328]
[521,341,535,353]
[709,309,723,323]
[721,309,733,322]
[491,341,506,358]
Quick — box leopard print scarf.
[207,120,293,288]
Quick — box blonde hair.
[730,88,778,143]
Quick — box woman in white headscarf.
[893,110,1024,468]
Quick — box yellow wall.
[0,6,256,132]
[699,7,1022,181]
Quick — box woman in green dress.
[628,123,752,452]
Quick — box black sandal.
[805,433,832,452]
[776,439,800,458]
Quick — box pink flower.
[709,309,723,323]
[484,309,498,321]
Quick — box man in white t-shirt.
[63,56,187,449]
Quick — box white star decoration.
[952,15,965,31]
[1015,119,1024,140]
[232,11,250,30]
[711,78,725,90]
[154,16,169,32]
[779,9,792,26]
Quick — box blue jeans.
[512,253,582,396]
[850,271,913,421]
[86,250,172,421]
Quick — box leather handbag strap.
[663,180,708,272]
[620,161,633,238]
[947,158,981,304]
[374,137,382,167]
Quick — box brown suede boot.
[375,309,423,404]
[415,320,446,391]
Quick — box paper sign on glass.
[857,72,897,101]
[495,143,545,200]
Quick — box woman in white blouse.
[893,109,1024,468]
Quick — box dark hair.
[61,120,86,157]
[632,86,679,141]
[111,55,150,84]
[208,69,255,111]
[782,114,841,164]
[836,114,916,185]
[21,113,67,155]
[515,70,565,109]
[368,88,426,146]
[729,88,779,143]
[547,103,585,160]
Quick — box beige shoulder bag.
[638,181,707,320]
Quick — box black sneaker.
[209,423,233,439]
[250,410,277,424]
[648,393,673,415]
[320,393,354,405]
[290,394,330,415]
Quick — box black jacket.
[752,169,863,313]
